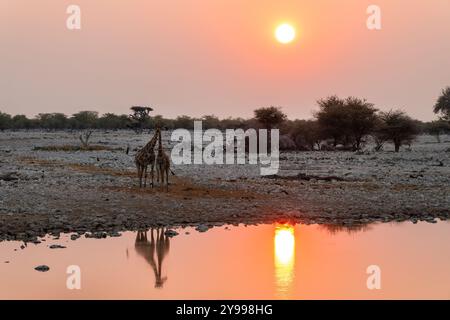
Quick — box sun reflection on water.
[274,225,295,298]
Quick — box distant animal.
[135,127,160,188]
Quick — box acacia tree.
[12,115,33,129]
[70,111,99,129]
[202,115,221,129]
[344,97,378,150]
[254,106,287,130]
[0,112,12,131]
[98,113,130,130]
[433,87,450,121]
[427,120,450,143]
[315,96,377,150]
[129,106,153,132]
[371,116,387,151]
[315,96,346,146]
[292,120,323,150]
[173,115,195,130]
[37,113,69,130]
[375,110,419,152]
[151,114,174,130]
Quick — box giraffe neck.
[158,130,163,151]
[143,129,159,152]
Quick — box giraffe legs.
[165,168,169,192]
[156,164,160,183]
[159,164,165,189]
[137,164,143,188]
[144,166,148,188]
[150,162,155,188]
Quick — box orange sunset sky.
[1,0,449,120]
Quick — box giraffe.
[135,228,170,288]
[135,127,160,188]
[156,129,171,191]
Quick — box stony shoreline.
[1,130,449,242]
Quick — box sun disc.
[275,23,296,44]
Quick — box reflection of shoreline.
[135,228,170,288]
[274,225,295,299]
[320,223,372,235]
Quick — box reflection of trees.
[135,228,170,288]
[320,223,372,235]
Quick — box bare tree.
[79,130,93,148]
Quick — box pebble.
[195,224,210,232]
[70,234,81,241]
[164,230,179,237]
[34,265,50,272]
[49,244,66,249]
[85,232,107,239]
[109,231,121,237]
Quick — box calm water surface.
[1,221,449,299]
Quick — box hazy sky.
[1,0,449,120]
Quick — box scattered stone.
[195,224,210,233]
[34,265,50,272]
[164,229,179,237]
[49,244,66,249]
[85,232,107,239]
[70,234,81,241]
[0,172,19,181]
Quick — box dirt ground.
[1,130,449,242]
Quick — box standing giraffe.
[156,129,171,191]
[135,127,160,188]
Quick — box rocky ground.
[0,130,449,242]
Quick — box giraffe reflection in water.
[135,228,170,288]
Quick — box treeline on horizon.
[1,88,450,152]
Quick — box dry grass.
[18,156,262,200]
[68,163,136,177]
[104,176,261,200]
[33,145,122,152]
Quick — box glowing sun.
[275,23,296,44]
